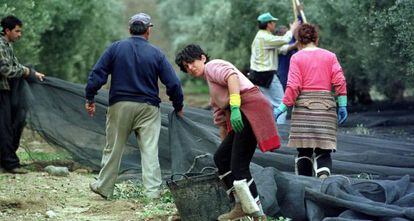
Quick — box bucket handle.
[169,167,216,182]
[170,173,189,182]
[201,166,217,174]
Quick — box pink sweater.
[283,48,347,106]
[204,59,254,125]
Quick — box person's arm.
[158,53,184,114]
[331,54,348,124]
[24,66,45,82]
[287,41,298,52]
[278,42,298,55]
[0,46,29,79]
[226,74,244,133]
[275,56,302,120]
[264,31,293,48]
[84,45,113,116]
[331,54,347,97]
[264,21,299,48]
[227,74,240,95]
[283,56,302,107]
[278,44,289,55]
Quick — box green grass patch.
[112,181,177,219]
[17,151,72,163]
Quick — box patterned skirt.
[287,91,338,150]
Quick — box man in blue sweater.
[85,13,184,199]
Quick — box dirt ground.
[0,165,182,221]
[0,131,179,221]
[0,170,180,221]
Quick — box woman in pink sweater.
[176,44,280,221]
[275,24,348,178]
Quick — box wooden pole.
[295,0,308,23]
[292,0,298,22]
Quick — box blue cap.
[257,12,278,23]
[129,13,153,27]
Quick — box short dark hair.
[129,21,149,35]
[1,15,22,34]
[258,21,269,30]
[297,23,318,45]
[175,44,210,73]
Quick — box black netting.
[12,77,414,220]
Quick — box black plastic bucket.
[166,167,231,221]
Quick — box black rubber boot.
[295,156,313,176]
[314,150,332,178]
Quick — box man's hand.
[35,72,45,81]
[85,101,96,117]
[23,67,31,78]
[176,110,184,118]
[290,20,300,32]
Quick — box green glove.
[337,96,347,107]
[230,105,244,133]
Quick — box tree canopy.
[1,0,413,103]
[159,0,414,103]
[1,0,124,82]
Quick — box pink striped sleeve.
[282,55,302,106]
[331,54,347,96]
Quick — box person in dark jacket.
[0,15,45,174]
[85,13,184,199]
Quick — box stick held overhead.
[293,0,307,23]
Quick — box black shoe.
[295,156,313,176]
[7,167,29,174]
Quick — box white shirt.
[250,30,293,72]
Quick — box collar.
[130,35,147,41]
[0,35,10,45]
[302,47,319,51]
[259,29,272,34]
[0,35,12,48]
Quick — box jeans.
[259,74,287,124]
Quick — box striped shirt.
[0,35,26,90]
[250,30,292,72]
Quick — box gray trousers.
[92,101,162,198]
[259,75,287,124]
